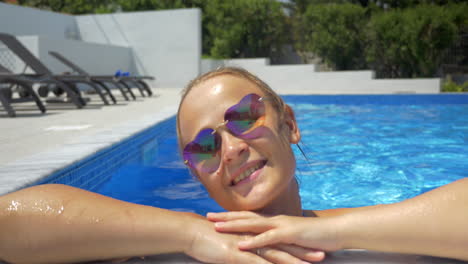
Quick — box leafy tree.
[366,4,461,77]
[205,0,288,58]
[15,0,209,13]
[16,0,118,14]
[296,3,368,70]
[13,0,466,72]
[115,0,197,12]
[370,0,466,9]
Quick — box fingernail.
[306,250,325,258]
[206,213,214,217]
[214,222,224,227]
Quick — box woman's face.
[178,74,300,211]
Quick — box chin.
[221,196,270,212]
[240,194,275,212]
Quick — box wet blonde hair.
[176,67,288,152]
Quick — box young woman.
[0,67,326,264]
[0,67,466,263]
[178,67,468,261]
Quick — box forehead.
[179,74,264,143]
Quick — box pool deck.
[0,88,182,194]
[1,88,467,264]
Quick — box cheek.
[274,131,297,176]
[199,174,226,199]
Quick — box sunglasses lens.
[225,93,265,136]
[183,94,267,174]
[183,128,221,173]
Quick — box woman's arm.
[0,184,323,264]
[210,178,468,261]
[338,177,468,260]
[311,204,382,218]
[0,184,199,263]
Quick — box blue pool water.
[96,95,468,214]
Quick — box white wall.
[0,3,79,40]
[201,58,271,74]
[0,3,202,88]
[275,79,441,94]
[0,35,133,76]
[201,58,439,94]
[224,58,271,67]
[201,59,224,74]
[76,8,202,87]
[29,36,133,75]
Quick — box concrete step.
[201,58,441,94]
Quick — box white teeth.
[233,163,262,185]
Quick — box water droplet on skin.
[7,200,21,211]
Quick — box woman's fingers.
[238,229,285,249]
[254,247,313,264]
[275,244,325,263]
[207,211,261,222]
[214,218,274,233]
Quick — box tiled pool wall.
[33,117,176,192]
[34,94,468,190]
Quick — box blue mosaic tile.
[33,116,177,192]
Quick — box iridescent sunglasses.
[183,93,268,174]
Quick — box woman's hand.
[185,217,324,264]
[207,211,343,253]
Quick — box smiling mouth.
[231,160,267,186]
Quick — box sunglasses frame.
[182,93,270,174]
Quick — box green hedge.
[366,4,461,78]
[297,3,368,70]
[205,0,288,59]
[442,79,468,92]
[297,3,468,78]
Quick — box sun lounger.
[48,51,154,99]
[0,33,113,107]
[0,63,46,117]
[48,51,133,102]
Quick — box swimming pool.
[67,94,467,215]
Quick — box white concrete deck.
[0,88,182,194]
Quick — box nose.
[220,131,249,165]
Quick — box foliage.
[293,2,467,76]
[368,0,466,9]
[115,0,210,12]
[204,0,288,59]
[11,0,468,74]
[15,0,207,13]
[365,4,462,78]
[442,78,468,92]
[16,0,118,14]
[296,3,368,70]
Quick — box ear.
[283,105,301,144]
